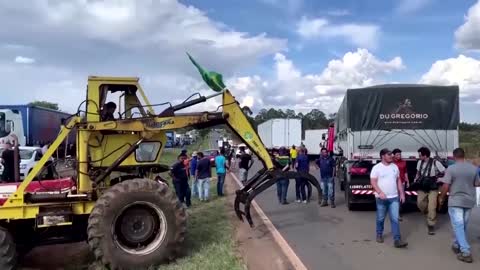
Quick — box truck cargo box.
[258,118,302,149]
[0,105,75,146]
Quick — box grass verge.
[156,135,243,269]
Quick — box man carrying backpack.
[413,147,445,235]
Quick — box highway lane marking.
[229,172,308,270]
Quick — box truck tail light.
[350,167,368,175]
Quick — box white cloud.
[14,56,35,64]
[228,49,404,114]
[396,0,432,14]
[420,54,480,102]
[296,16,380,49]
[454,0,480,51]
[0,0,286,113]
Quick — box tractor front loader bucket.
[234,169,322,227]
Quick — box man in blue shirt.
[190,151,199,198]
[316,147,336,208]
[195,152,212,201]
[215,149,229,196]
[295,148,310,203]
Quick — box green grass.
[460,130,480,158]
[155,196,243,270]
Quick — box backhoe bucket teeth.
[233,169,322,227]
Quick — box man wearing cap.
[370,148,408,248]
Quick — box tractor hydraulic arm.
[85,89,322,227]
[220,90,322,227]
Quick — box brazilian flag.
[187,53,226,92]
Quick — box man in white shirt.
[370,148,408,248]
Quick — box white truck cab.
[0,109,25,146]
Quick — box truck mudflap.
[234,168,322,227]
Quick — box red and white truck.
[331,84,460,210]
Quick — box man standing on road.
[393,149,409,220]
[370,148,408,248]
[316,147,336,208]
[274,154,291,205]
[414,147,445,235]
[170,155,192,207]
[290,145,297,170]
[295,148,310,203]
[190,151,199,198]
[238,146,253,183]
[438,148,480,263]
[196,152,212,201]
[215,149,228,196]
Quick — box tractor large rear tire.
[0,227,17,270]
[87,178,186,270]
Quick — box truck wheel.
[87,178,186,270]
[0,227,17,270]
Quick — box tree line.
[246,108,336,132]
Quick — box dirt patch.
[225,177,294,270]
[20,242,92,270]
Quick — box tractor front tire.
[87,178,186,270]
[0,227,17,270]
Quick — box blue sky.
[0,0,479,123]
[185,0,474,79]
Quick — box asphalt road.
[239,159,480,270]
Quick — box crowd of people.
[271,143,479,263]
[169,147,234,208]
[371,146,480,263]
[272,145,336,207]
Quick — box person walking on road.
[290,145,297,170]
[238,146,253,183]
[190,151,199,198]
[274,154,291,205]
[196,152,212,201]
[170,155,192,207]
[316,147,336,208]
[414,147,445,235]
[392,148,409,220]
[215,149,229,196]
[370,148,408,248]
[295,148,310,203]
[438,148,480,263]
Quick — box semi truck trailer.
[0,105,75,146]
[257,118,302,149]
[333,84,459,210]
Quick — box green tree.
[28,101,59,111]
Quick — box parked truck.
[333,84,459,210]
[257,118,302,150]
[302,129,328,157]
[0,105,75,147]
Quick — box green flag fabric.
[187,53,226,92]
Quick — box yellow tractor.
[0,55,321,269]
